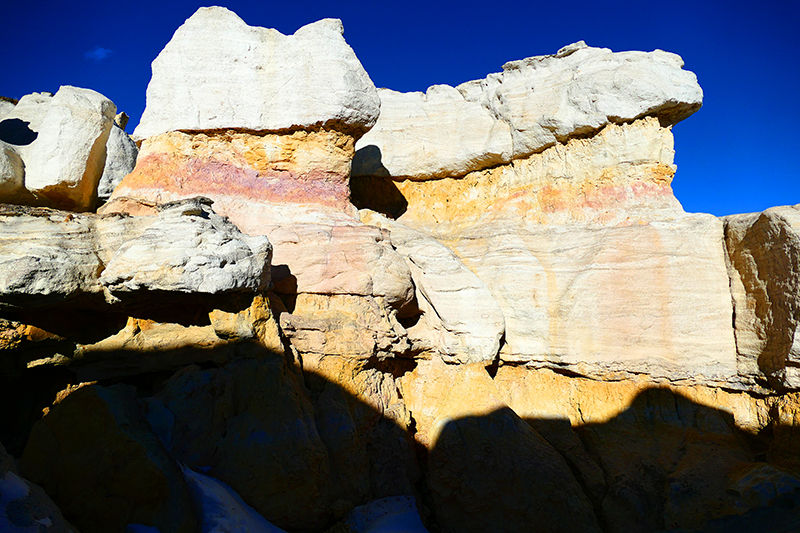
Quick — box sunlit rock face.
[0,87,116,211]
[133,7,380,141]
[725,205,800,389]
[108,7,414,363]
[6,8,800,533]
[0,198,271,313]
[354,41,701,180]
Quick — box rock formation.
[1,6,800,533]
[0,88,138,211]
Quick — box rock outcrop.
[96,122,138,205]
[105,7,415,364]
[0,88,116,211]
[133,7,379,140]
[353,41,701,180]
[725,205,800,389]
[2,7,800,533]
[0,197,270,312]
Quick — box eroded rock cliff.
[1,7,799,533]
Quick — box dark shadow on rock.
[350,145,408,219]
[0,118,38,145]
[5,325,800,533]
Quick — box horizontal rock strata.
[354,41,701,180]
[0,197,271,312]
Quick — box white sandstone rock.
[353,86,513,179]
[2,86,115,211]
[99,198,272,299]
[725,205,800,389]
[97,123,138,203]
[0,97,16,120]
[0,198,271,311]
[134,7,380,140]
[362,211,505,363]
[354,41,701,179]
[435,214,737,383]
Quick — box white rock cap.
[134,7,380,140]
[355,42,703,179]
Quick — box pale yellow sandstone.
[379,117,681,228]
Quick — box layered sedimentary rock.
[107,7,415,362]
[361,211,505,363]
[353,41,701,180]
[0,197,270,312]
[4,7,800,533]
[352,43,742,385]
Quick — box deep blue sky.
[2,1,797,216]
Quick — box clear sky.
[2,0,797,216]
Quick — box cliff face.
[1,7,800,533]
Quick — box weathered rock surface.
[20,383,197,533]
[361,211,504,363]
[359,117,682,228]
[435,213,738,383]
[0,87,115,211]
[725,205,800,389]
[96,123,138,204]
[0,441,78,533]
[0,97,16,119]
[0,197,271,312]
[107,129,358,226]
[352,86,512,180]
[106,135,415,362]
[134,7,379,140]
[69,293,285,381]
[0,141,26,203]
[354,41,701,179]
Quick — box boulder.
[352,86,512,180]
[152,357,330,532]
[406,362,601,533]
[20,383,197,533]
[354,41,701,179]
[725,205,800,389]
[133,7,379,140]
[0,87,115,211]
[0,441,78,533]
[96,123,138,204]
[98,197,271,303]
